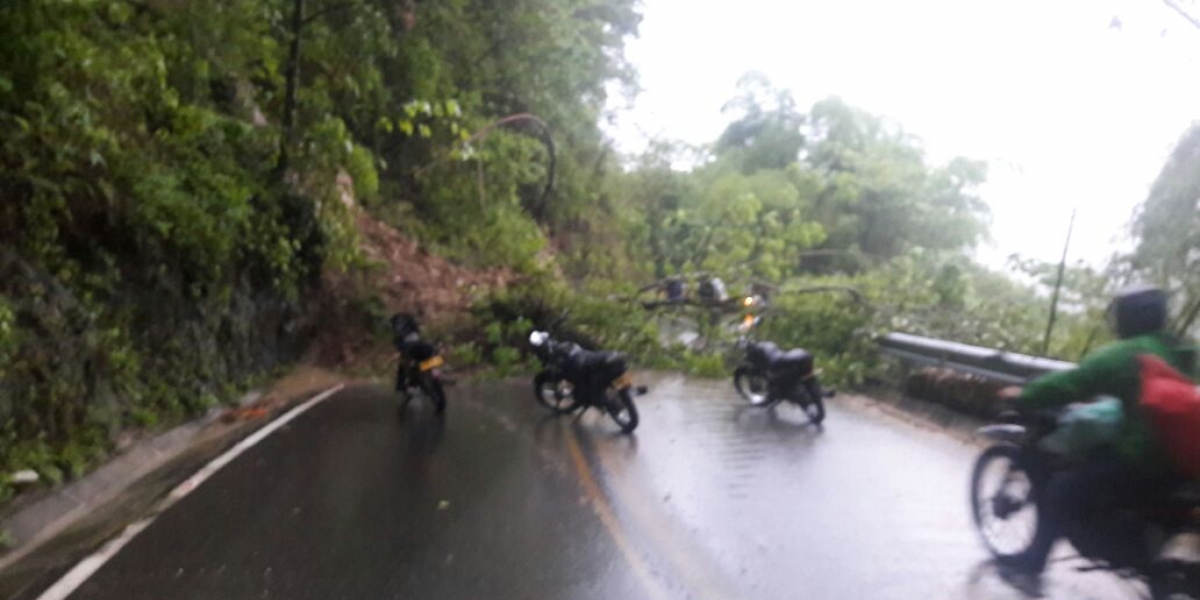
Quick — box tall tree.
[1129,124,1200,335]
[715,73,806,173]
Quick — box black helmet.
[390,313,420,337]
[1106,284,1168,339]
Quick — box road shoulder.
[0,368,346,600]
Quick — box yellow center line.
[591,434,745,600]
[564,424,674,600]
[565,417,745,600]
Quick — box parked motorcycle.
[970,412,1200,598]
[731,316,833,424]
[392,314,448,415]
[528,330,647,433]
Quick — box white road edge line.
[35,382,347,600]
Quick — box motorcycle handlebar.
[548,310,570,331]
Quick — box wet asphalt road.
[55,374,1144,600]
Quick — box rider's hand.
[994,386,1025,420]
[997,385,1023,400]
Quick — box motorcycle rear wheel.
[607,388,639,434]
[421,373,447,415]
[801,396,825,425]
[800,380,826,424]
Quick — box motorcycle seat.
[769,348,814,376]
[747,341,781,366]
[566,348,627,372]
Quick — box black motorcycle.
[971,412,1200,598]
[392,314,448,415]
[528,330,647,434]
[731,317,833,424]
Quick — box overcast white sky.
[604,0,1200,268]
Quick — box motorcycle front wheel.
[607,388,639,434]
[533,370,579,414]
[733,366,770,405]
[970,444,1040,560]
[800,380,826,424]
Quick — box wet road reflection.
[57,374,1144,600]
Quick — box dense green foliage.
[0,0,640,492]
[0,0,338,489]
[478,75,1196,387]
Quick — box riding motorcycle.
[731,316,833,424]
[971,412,1200,598]
[392,315,447,415]
[528,330,647,433]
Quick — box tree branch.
[779,285,870,307]
[1175,293,1200,335]
[1163,0,1200,29]
[631,285,870,310]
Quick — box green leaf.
[97,179,116,202]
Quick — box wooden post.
[1041,208,1077,356]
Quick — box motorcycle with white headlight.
[528,329,647,434]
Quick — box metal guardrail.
[878,332,1076,384]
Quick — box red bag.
[1139,354,1200,478]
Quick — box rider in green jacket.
[1003,285,1197,594]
